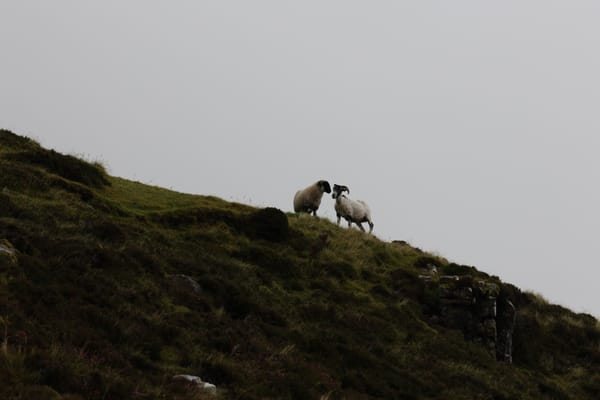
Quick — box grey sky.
[2,1,600,317]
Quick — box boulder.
[170,274,203,296]
[172,374,217,396]
[0,239,17,264]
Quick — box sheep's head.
[318,180,331,194]
[332,184,349,199]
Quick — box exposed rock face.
[496,299,516,363]
[437,275,516,362]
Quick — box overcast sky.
[2,1,599,317]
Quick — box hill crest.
[1,129,599,399]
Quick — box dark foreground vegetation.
[0,129,599,399]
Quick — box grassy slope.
[0,129,599,399]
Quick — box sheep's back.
[335,197,354,218]
[293,190,304,212]
[356,200,371,216]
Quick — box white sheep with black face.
[293,180,332,216]
[332,184,374,233]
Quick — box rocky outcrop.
[437,275,516,363]
[496,298,516,363]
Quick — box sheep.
[332,184,374,233]
[293,180,331,216]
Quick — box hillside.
[0,129,599,399]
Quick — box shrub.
[236,243,296,278]
[243,207,289,242]
[0,193,24,219]
[316,260,356,280]
[0,161,50,193]
[201,356,242,385]
[442,263,477,276]
[413,256,445,270]
[582,374,600,395]
[390,268,426,301]
[19,385,62,400]
[87,219,125,243]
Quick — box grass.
[0,129,599,399]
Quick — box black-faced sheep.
[293,180,331,216]
[332,184,374,233]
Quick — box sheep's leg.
[347,221,352,229]
[367,221,374,234]
[336,215,341,225]
[356,222,365,232]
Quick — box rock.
[201,382,217,396]
[496,300,516,363]
[172,375,217,396]
[437,275,515,361]
[0,244,16,256]
[170,274,202,296]
[439,275,460,283]
[0,239,17,264]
